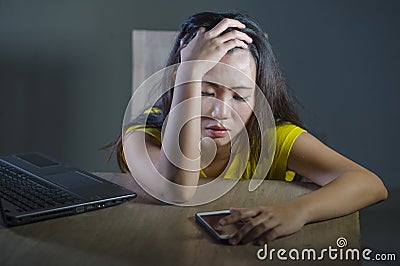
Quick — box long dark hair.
[107,11,304,173]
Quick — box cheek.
[234,104,254,126]
[200,99,212,116]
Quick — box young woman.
[117,12,387,245]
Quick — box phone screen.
[196,210,244,240]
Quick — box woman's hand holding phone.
[195,210,245,243]
[217,204,308,245]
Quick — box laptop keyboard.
[0,161,81,212]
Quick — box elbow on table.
[378,181,388,202]
[369,172,388,202]
[163,185,197,204]
[164,172,200,204]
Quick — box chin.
[210,136,231,147]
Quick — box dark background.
[0,0,398,264]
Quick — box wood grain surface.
[0,172,360,266]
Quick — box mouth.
[205,125,230,137]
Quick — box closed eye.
[233,95,249,102]
[201,91,214,97]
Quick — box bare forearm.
[158,68,202,186]
[292,171,388,223]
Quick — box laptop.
[0,152,136,226]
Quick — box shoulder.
[266,122,306,181]
[287,129,365,186]
[124,107,163,142]
[125,125,162,143]
[275,122,307,154]
[276,122,306,135]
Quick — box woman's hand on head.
[217,203,308,245]
[179,18,253,75]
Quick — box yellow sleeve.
[124,125,162,142]
[122,125,162,167]
[267,123,306,181]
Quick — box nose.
[211,99,230,120]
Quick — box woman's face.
[201,49,256,147]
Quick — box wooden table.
[0,173,360,266]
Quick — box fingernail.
[229,238,238,245]
[219,220,225,225]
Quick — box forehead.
[202,49,257,90]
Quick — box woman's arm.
[285,132,387,221]
[218,132,388,245]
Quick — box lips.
[206,125,228,130]
[205,124,230,137]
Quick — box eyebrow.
[202,81,254,91]
[230,86,254,91]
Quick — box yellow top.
[124,121,306,182]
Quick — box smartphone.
[195,210,244,243]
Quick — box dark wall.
[1,0,399,189]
